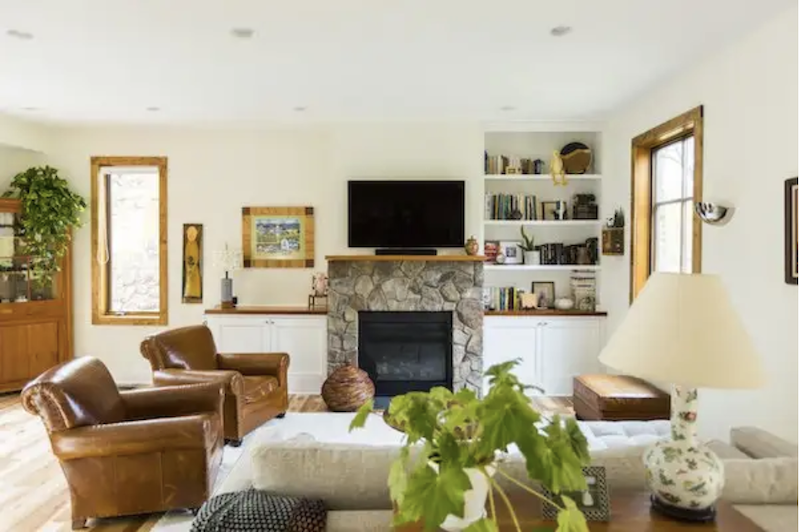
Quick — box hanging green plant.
[2,166,86,282]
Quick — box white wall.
[601,6,798,442]
[45,123,483,384]
[0,145,46,189]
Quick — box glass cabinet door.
[0,208,61,303]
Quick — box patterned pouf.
[191,488,326,532]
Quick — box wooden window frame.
[630,106,703,301]
[91,156,168,325]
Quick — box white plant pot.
[523,251,540,265]
[430,463,496,531]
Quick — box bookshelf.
[482,129,602,312]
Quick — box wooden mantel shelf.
[205,306,606,317]
[325,255,486,262]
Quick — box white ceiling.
[0,0,794,125]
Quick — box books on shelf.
[485,193,539,220]
[483,286,524,311]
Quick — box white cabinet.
[483,317,541,395]
[539,319,602,395]
[204,314,326,394]
[483,316,604,397]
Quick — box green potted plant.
[2,166,86,286]
[520,226,538,265]
[350,360,591,532]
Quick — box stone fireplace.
[326,256,484,395]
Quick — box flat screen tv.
[348,180,465,248]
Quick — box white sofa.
[218,416,797,531]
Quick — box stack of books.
[483,286,524,311]
[485,193,539,220]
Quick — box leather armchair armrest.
[120,383,224,421]
[153,369,244,396]
[51,415,215,460]
[217,352,290,388]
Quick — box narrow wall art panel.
[182,223,203,303]
[786,177,798,285]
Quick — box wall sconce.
[694,202,734,226]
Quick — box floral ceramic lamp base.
[644,386,724,522]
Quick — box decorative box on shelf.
[602,227,625,255]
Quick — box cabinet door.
[0,321,60,390]
[483,317,539,396]
[539,319,601,396]
[270,316,327,394]
[208,316,271,353]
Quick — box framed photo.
[499,241,523,265]
[532,281,555,308]
[785,177,798,285]
[542,200,568,221]
[242,206,315,268]
[542,466,610,522]
[182,224,203,303]
[484,240,500,263]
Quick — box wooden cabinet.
[483,316,603,396]
[205,313,326,394]
[0,199,73,392]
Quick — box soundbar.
[375,249,438,256]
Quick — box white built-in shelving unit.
[482,128,603,305]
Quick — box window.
[91,157,168,325]
[630,107,703,300]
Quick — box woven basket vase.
[321,365,375,412]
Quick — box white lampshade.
[599,273,765,389]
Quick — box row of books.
[485,193,541,220]
[483,286,523,311]
[538,241,598,266]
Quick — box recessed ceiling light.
[293,106,307,112]
[6,29,34,40]
[22,106,39,111]
[146,106,160,112]
[230,27,255,39]
[500,106,516,112]
[550,25,573,37]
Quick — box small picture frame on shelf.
[498,241,523,265]
[531,281,555,308]
[542,200,568,221]
[542,466,610,522]
[484,240,500,263]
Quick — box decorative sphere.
[322,365,375,412]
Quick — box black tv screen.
[348,180,465,248]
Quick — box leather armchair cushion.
[121,382,224,421]
[218,352,289,375]
[243,376,279,404]
[50,414,221,460]
[153,369,244,396]
[150,325,218,370]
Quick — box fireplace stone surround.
[326,256,484,394]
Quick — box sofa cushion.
[579,420,670,451]
[242,376,278,404]
[722,457,798,504]
[731,427,799,459]
[707,439,751,459]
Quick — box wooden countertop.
[205,306,327,315]
[206,306,606,317]
[325,255,486,262]
[485,309,607,317]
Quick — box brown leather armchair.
[21,356,224,530]
[140,325,289,446]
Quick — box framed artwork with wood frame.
[182,223,203,303]
[90,156,168,325]
[242,206,315,268]
[785,177,798,285]
[630,106,703,301]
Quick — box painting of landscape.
[242,206,315,268]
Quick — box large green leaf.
[387,447,409,505]
[556,496,589,532]
[348,401,373,431]
[402,463,471,531]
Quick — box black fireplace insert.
[358,311,453,397]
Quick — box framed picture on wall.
[785,177,798,285]
[182,223,203,303]
[242,206,315,268]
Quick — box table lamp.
[598,273,765,521]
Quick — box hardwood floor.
[0,393,573,531]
